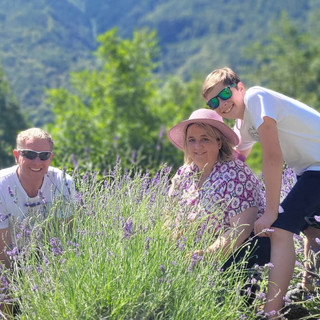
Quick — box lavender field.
[1,163,320,319]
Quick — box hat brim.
[168,118,239,150]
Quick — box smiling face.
[14,138,54,183]
[205,81,246,120]
[185,124,221,171]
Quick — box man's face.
[205,81,246,120]
[14,138,54,181]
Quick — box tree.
[0,66,28,169]
[243,12,320,111]
[46,28,204,173]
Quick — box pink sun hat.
[167,108,239,150]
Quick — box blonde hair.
[202,67,240,99]
[16,128,54,150]
[183,123,234,165]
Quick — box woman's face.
[186,124,221,170]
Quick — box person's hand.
[254,213,277,237]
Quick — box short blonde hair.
[202,67,240,99]
[183,123,234,165]
[16,128,54,150]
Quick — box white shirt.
[0,165,75,248]
[234,86,320,175]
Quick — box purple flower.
[82,173,89,183]
[188,253,203,272]
[314,215,320,223]
[256,292,267,300]
[131,149,136,164]
[33,285,38,291]
[1,276,8,288]
[265,310,277,317]
[71,154,78,168]
[160,264,166,274]
[145,237,150,251]
[158,125,165,139]
[123,218,133,239]
[50,237,63,256]
[264,262,274,269]
[6,247,18,257]
[176,237,186,251]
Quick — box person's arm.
[254,116,283,236]
[203,206,257,256]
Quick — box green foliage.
[243,13,320,112]
[47,28,203,172]
[4,166,320,319]
[0,66,28,169]
[0,0,317,125]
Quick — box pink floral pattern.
[170,159,265,232]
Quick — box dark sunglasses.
[18,149,52,161]
[207,84,237,110]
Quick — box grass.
[1,162,320,319]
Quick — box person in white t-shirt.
[0,128,75,270]
[202,67,320,318]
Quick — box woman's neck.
[197,160,218,187]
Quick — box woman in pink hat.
[167,108,270,269]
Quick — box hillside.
[0,0,317,125]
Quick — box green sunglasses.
[207,84,237,110]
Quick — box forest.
[1,0,320,173]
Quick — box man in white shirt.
[0,128,75,269]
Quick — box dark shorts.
[272,170,320,234]
[222,233,271,270]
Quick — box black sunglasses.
[18,149,52,161]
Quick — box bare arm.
[254,116,283,235]
[205,206,257,256]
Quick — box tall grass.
[1,162,319,319]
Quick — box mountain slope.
[0,0,316,124]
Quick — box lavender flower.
[158,125,165,139]
[264,262,274,269]
[160,264,166,274]
[50,237,63,256]
[188,253,203,272]
[6,246,18,257]
[123,218,133,239]
[145,237,150,251]
[131,149,136,164]
[256,292,267,300]
[71,153,78,168]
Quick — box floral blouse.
[170,159,265,233]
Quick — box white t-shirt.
[234,86,320,175]
[0,166,75,248]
